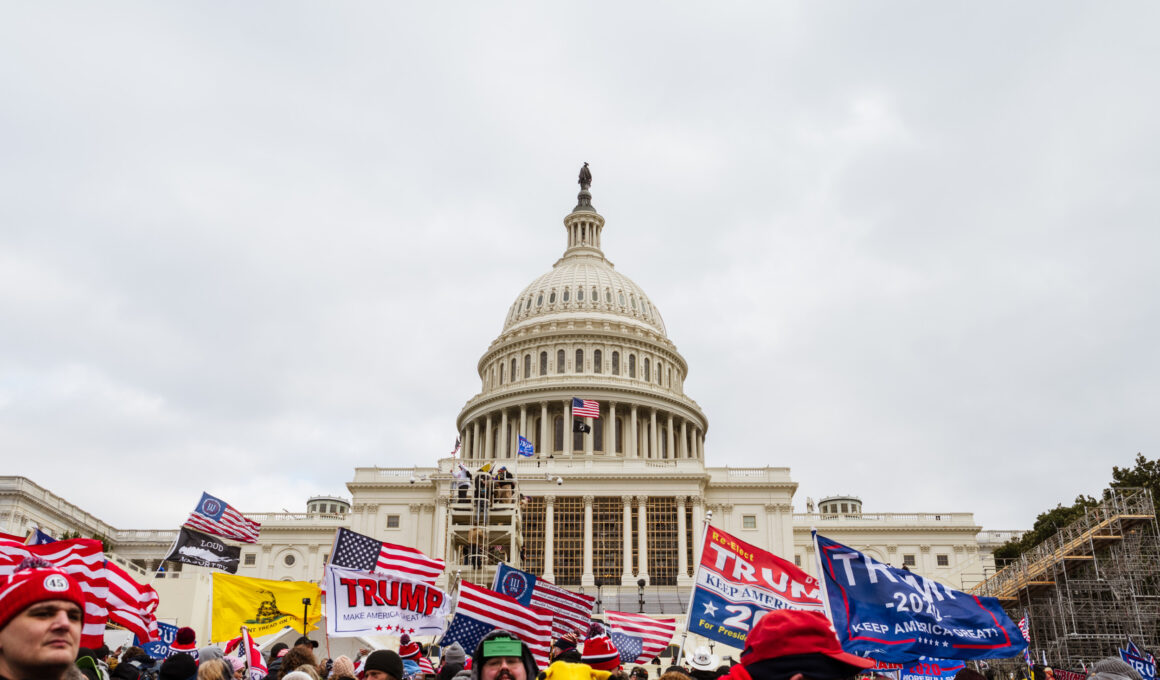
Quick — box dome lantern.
[563,163,605,258]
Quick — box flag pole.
[678,510,713,665]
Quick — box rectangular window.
[903,554,916,567]
[243,553,256,566]
[794,554,802,567]
[386,515,400,529]
[742,515,757,529]
[936,554,949,567]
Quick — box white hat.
[685,647,719,671]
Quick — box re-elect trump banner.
[688,525,823,648]
[324,565,450,638]
[142,621,180,659]
[815,533,1027,662]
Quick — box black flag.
[163,527,241,573]
[573,420,591,434]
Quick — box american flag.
[418,657,436,675]
[0,538,110,648]
[329,528,445,585]
[571,398,600,418]
[606,611,678,664]
[184,492,261,544]
[451,437,461,457]
[228,626,268,680]
[105,559,160,642]
[440,581,553,670]
[530,578,595,637]
[1018,612,1030,641]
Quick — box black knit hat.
[365,650,405,680]
[159,653,198,680]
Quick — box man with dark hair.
[471,631,538,680]
[724,611,876,680]
[0,561,87,680]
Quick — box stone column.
[677,496,689,583]
[691,497,705,566]
[472,420,480,460]
[636,495,650,582]
[621,495,634,584]
[609,402,618,455]
[649,409,658,459]
[582,495,595,586]
[435,498,448,564]
[630,406,638,458]
[679,419,688,459]
[563,399,573,457]
[520,406,527,441]
[544,495,555,581]
[499,410,509,459]
[666,414,675,460]
[540,402,549,457]
[484,415,493,460]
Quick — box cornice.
[791,525,982,535]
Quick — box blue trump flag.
[518,436,535,457]
[814,533,1027,662]
[492,562,537,606]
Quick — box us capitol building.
[0,169,1011,636]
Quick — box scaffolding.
[446,464,523,586]
[970,488,1160,668]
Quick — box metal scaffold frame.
[446,464,523,587]
[971,488,1160,669]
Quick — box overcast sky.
[2,3,1157,535]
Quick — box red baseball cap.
[740,610,876,670]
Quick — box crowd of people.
[1,557,1148,680]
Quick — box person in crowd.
[722,610,875,680]
[494,467,514,504]
[438,642,467,680]
[550,635,582,665]
[0,559,86,680]
[471,630,539,680]
[227,656,246,679]
[199,659,233,680]
[580,624,620,673]
[1089,658,1143,680]
[279,647,317,680]
[684,648,719,680]
[77,648,109,680]
[629,667,648,680]
[171,628,198,658]
[361,650,405,680]
[112,646,156,680]
[200,647,226,666]
[160,653,199,680]
[330,655,356,680]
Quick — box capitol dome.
[456,169,707,465]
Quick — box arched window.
[511,358,517,382]
[628,354,636,378]
[661,428,668,458]
[524,354,531,379]
[526,296,532,310]
[592,287,599,303]
[577,288,584,301]
[563,288,570,302]
[615,417,623,454]
[499,364,504,385]
[557,349,565,373]
[540,351,548,376]
[537,294,543,307]
[593,349,602,374]
[656,360,663,384]
[611,351,620,375]
[553,416,564,452]
[605,290,612,303]
[618,292,626,306]
[549,290,557,304]
[575,349,584,373]
[644,358,650,382]
[594,417,603,452]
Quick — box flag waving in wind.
[518,436,535,457]
[815,532,1027,662]
[440,581,554,670]
[606,611,677,664]
[572,398,600,418]
[330,528,445,585]
[184,492,261,544]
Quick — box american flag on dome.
[606,611,678,664]
[572,398,600,418]
[0,537,111,648]
[439,581,553,670]
[183,492,261,544]
[329,528,445,585]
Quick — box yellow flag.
[211,572,322,642]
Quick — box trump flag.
[815,533,1027,662]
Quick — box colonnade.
[538,495,704,587]
[459,400,705,460]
